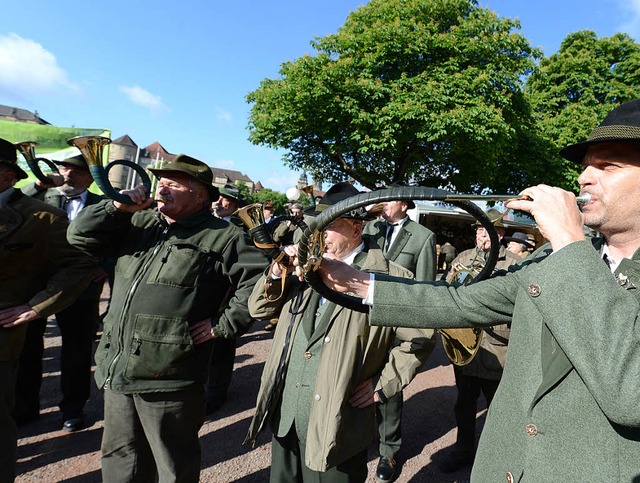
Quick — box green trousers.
[270,425,368,482]
[101,386,206,483]
[376,391,403,458]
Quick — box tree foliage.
[231,182,289,214]
[247,0,545,193]
[525,31,640,189]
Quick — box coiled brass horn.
[14,141,60,185]
[67,135,152,205]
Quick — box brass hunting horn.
[14,141,60,184]
[67,136,151,204]
[234,202,309,266]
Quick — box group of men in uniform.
[5,97,640,483]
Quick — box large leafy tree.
[247,0,544,193]
[526,31,640,189]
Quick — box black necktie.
[62,195,81,208]
[385,223,397,251]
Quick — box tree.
[525,31,640,189]
[247,0,544,193]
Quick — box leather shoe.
[63,416,84,432]
[375,456,396,483]
[437,449,475,473]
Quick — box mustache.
[154,195,173,203]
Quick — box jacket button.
[304,352,312,359]
[526,423,538,436]
[506,471,514,483]
[315,312,321,317]
[314,394,321,401]
[324,336,331,343]
[527,284,541,297]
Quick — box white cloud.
[215,107,233,124]
[119,85,167,112]
[617,0,640,38]
[0,33,74,100]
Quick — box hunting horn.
[296,186,589,366]
[67,135,152,205]
[14,141,60,185]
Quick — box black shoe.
[62,415,84,432]
[375,456,396,483]
[437,449,475,473]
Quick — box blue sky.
[1,0,639,193]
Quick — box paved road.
[16,306,481,482]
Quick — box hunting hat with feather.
[472,208,506,228]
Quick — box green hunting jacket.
[67,200,266,393]
[370,238,640,482]
[0,190,94,361]
[244,243,435,472]
[364,217,437,282]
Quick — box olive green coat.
[370,239,640,482]
[244,244,435,472]
[0,190,94,361]
[67,200,266,393]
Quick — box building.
[0,105,49,125]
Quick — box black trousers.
[452,366,500,453]
[0,361,18,483]
[206,336,236,408]
[16,297,99,418]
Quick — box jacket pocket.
[124,314,196,380]
[146,242,208,289]
[94,320,112,370]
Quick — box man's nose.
[577,164,597,187]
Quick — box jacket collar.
[155,206,213,228]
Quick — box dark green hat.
[148,154,219,199]
[0,138,28,180]
[472,208,506,228]
[305,181,374,221]
[560,99,640,163]
[55,154,88,169]
[219,184,241,203]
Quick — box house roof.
[0,104,50,124]
[112,134,138,147]
[141,142,175,161]
[210,167,253,184]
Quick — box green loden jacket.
[244,243,435,472]
[0,190,94,361]
[364,217,437,282]
[67,200,267,394]
[370,238,640,482]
